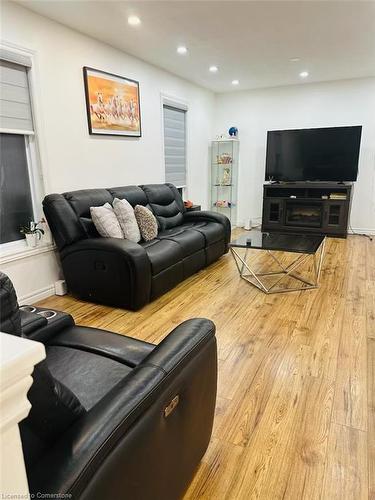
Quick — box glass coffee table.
[229,230,326,294]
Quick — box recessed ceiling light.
[299,71,309,78]
[290,57,300,62]
[209,65,218,73]
[177,46,188,55]
[232,79,239,85]
[128,15,141,26]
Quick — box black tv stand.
[262,182,353,238]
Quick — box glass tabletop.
[230,230,325,254]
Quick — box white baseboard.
[18,284,55,305]
[236,221,262,230]
[348,227,375,235]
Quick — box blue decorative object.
[228,126,238,137]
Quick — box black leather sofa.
[0,272,217,499]
[43,183,231,310]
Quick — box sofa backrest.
[108,185,148,207]
[0,271,22,336]
[141,183,185,230]
[43,183,185,250]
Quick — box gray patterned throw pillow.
[134,205,158,241]
[90,202,124,238]
[113,198,141,243]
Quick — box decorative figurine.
[183,200,193,209]
[228,126,238,137]
[214,200,232,208]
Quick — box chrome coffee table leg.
[230,247,269,293]
[230,237,325,293]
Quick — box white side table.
[0,333,45,496]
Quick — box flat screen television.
[265,126,362,182]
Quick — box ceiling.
[17,0,375,92]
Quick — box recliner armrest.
[140,317,215,372]
[49,325,155,367]
[183,210,231,245]
[20,310,48,335]
[61,237,147,260]
[27,319,217,500]
[21,308,75,343]
[60,238,152,310]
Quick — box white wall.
[2,2,374,303]
[214,78,375,232]
[0,1,214,301]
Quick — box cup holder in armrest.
[20,306,75,342]
[36,310,57,321]
[20,305,37,313]
[20,306,74,341]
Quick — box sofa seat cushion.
[23,361,86,442]
[188,221,225,245]
[157,228,205,258]
[153,223,193,237]
[141,239,183,275]
[46,346,132,410]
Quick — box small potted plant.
[20,220,45,248]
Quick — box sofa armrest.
[21,308,75,343]
[20,310,48,335]
[27,319,217,500]
[60,238,152,310]
[61,237,148,260]
[183,210,231,245]
[50,325,155,367]
[140,316,215,372]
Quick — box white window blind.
[163,105,186,187]
[0,58,34,134]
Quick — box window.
[0,134,34,243]
[163,104,186,188]
[0,49,40,246]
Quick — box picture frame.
[83,66,142,137]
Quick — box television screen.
[265,126,362,182]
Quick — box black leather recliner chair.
[43,183,231,310]
[0,272,217,499]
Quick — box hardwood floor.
[37,231,374,500]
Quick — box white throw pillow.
[90,202,124,238]
[112,198,141,243]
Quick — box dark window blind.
[0,133,34,244]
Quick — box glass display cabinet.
[210,139,239,225]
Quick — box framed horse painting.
[83,67,142,137]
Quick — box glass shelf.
[210,140,239,225]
